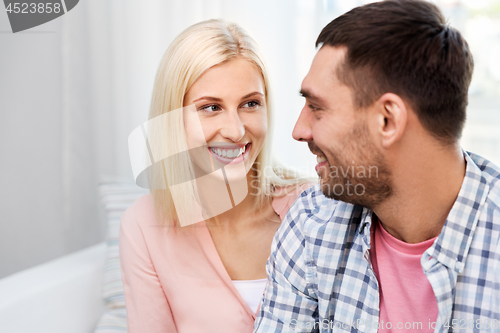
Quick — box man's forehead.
[313,46,346,77]
[301,45,346,95]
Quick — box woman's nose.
[219,110,245,142]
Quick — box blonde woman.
[119,19,312,332]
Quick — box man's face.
[293,46,392,208]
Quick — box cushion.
[94,308,127,332]
[94,177,147,332]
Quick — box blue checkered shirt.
[254,151,500,333]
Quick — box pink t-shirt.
[371,220,438,332]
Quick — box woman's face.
[183,57,267,182]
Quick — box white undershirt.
[231,278,268,313]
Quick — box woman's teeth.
[210,145,246,159]
[317,155,327,164]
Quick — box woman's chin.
[192,160,248,183]
[221,163,249,182]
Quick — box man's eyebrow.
[299,89,324,103]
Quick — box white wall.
[0,15,68,277]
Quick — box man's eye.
[200,104,221,112]
[309,104,320,111]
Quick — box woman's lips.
[208,143,251,165]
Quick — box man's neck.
[372,143,466,244]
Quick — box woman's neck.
[204,170,262,227]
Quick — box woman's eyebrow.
[192,92,264,103]
[192,96,223,103]
[241,91,264,99]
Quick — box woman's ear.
[375,93,408,148]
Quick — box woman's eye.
[243,100,261,109]
[200,104,221,112]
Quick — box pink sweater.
[119,186,307,333]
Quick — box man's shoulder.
[290,184,345,217]
[285,184,360,236]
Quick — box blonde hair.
[148,19,311,226]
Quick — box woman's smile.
[208,143,251,164]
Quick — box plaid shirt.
[254,151,500,333]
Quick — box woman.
[120,19,313,332]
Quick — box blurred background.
[0,0,499,318]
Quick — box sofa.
[0,178,147,333]
[0,243,106,333]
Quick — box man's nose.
[220,110,245,142]
[292,107,313,142]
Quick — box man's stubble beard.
[320,121,393,209]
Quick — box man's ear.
[375,93,407,148]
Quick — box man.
[254,1,500,332]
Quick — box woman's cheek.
[248,110,268,136]
[199,121,218,144]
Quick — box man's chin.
[320,179,366,205]
[320,180,342,200]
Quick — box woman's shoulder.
[120,193,157,229]
[272,182,316,219]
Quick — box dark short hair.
[316,0,474,144]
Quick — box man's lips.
[314,151,328,173]
[315,158,328,173]
[307,142,328,173]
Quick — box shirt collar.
[423,150,490,273]
[358,207,374,251]
[355,150,490,273]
